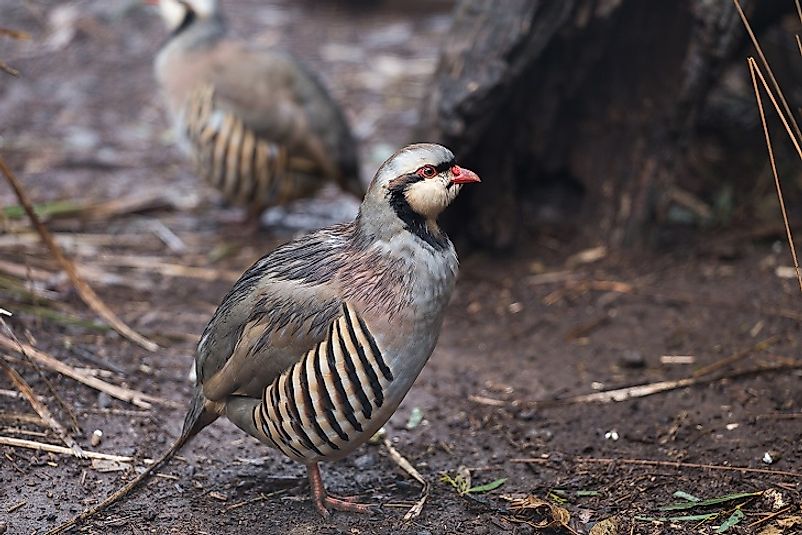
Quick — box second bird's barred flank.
[182,86,307,212]
[253,303,394,462]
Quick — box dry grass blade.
[383,437,429,520]
[691,335,780,378]
[81,191,182,221]
[0,60,20,77]
[95,255,240,282]
[564,457,802,479]
[747,58,802,294]
[0,156,158,351]
[2,317,82,431]
[509,457,802,479]
[0,333,175,409]
[0,359,83,456]
[796,0,802,56]
[0,27,31,40]
[733,0,802,143]
[0,436,137,463]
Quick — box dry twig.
[0,156,158,351]
[0,436,138,463]
[0,359,82,456]
[510,456,802,479]
[0,333,175,409]
[383,438,429,520]
[2,317,82,431]
[691,335,780,377]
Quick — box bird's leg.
[306,463,376,518]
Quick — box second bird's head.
[360,144,480,243]
[146,0,219,31]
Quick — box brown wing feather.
[195,225,354,401]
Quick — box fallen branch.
[511,456,802,479]
[505,362,802,407]
[0,333,176,409]
[0,155,158,351]
[0,359,83,456]
[383,438,429,520]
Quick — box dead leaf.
[91,458,130,472]
[505,495,575,533]
[590,516,624,535]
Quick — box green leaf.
[672,490,701,502]
[547,490,568,504]
[405,407,423,430]
[2,200,84,220]
[440,473,469,495]
[716,509,745,533]
[466,478,506,494]
[659,491,761,511]
[636,513,720,523]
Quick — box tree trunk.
[419,0,788,249]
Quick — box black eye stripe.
[433,159,455,174]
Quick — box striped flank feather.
[182,85,318,213]
[254,303,394,462]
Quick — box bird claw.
[315,495,380,518]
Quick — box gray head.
[358,143,480,249]
[146,0,220,32]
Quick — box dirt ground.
[1,2,801,534]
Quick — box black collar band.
[388,177,449,251]
[171,7,196,37]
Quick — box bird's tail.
[46,385,220,535]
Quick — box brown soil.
[1,2,801,534]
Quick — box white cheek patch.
[160,0,187,29]
[192,0,218,16]
[404,180,458,218]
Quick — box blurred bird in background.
[147,0,363,229]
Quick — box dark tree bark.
[419,0,790,249]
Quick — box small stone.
[516,408,538,421]
[352,453,375,470]
[604,430,620,441]
[762,451,780,464]
[97,392,111,409]
[0,521,7,534]
[619,350,645,369]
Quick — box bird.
[47,143,480,533]
[147,0,363,226]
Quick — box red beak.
[449,165,481,185]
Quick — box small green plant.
[440,471,506,496]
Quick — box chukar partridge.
[49,144,479,531]
[148,0,363,224]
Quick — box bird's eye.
[416,165,437,179]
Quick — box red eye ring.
[417,165,437,179]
